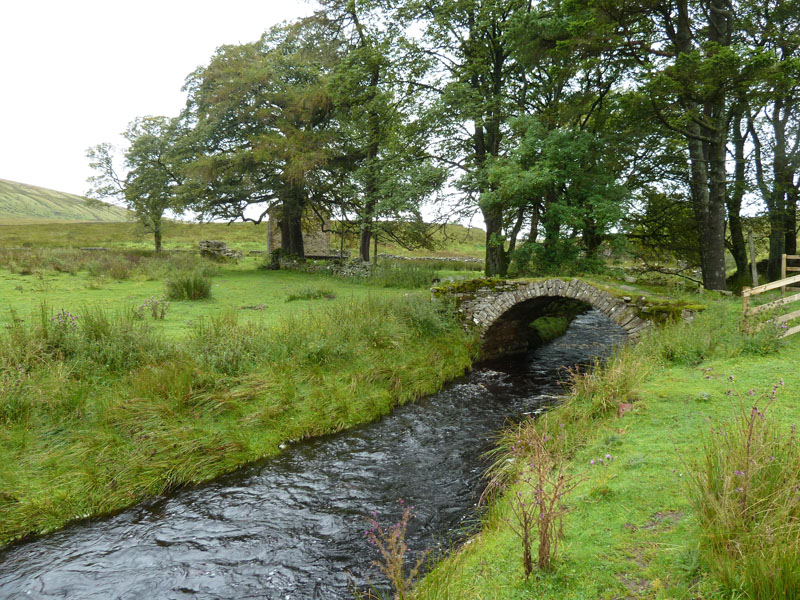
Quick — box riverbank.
[415,298,800,599]
[0,293,477,547]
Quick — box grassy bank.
[0,269,478,547]
[414,298,798,599]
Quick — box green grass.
[0,255,422,338]
[414,299,800,600]
[0,179,130,223]
[0,246,485,546]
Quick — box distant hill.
[0,179,131,223]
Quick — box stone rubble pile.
[199,240,242,260]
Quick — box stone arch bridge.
[433,278,656,359]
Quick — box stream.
[0,310,625,599]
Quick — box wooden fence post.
[782,253,787,298]
[748,230,758,287]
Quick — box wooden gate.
[742,254,800,338]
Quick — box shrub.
[685,385,800,598]
[85,255,133,280]
[165,271,212,300]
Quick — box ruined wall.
[267,214,333,256]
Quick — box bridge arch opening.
[480,296,593,359]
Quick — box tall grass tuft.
[685,385,800,598]
[286,286,335,302]
[166,271,212,300]
[188,312,276,376]
[637,300,784,365]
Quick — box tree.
[320,0,446,262]
[740,0,800,279]
[584,0,766,290]
[87,116,186,252]
[181,19,342,257]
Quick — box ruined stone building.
[266,207,337,258]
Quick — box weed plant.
[359,500,428,600]
[135,295,169,320]
[685,385,800,599]
[488,426,584,578]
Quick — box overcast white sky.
[0,0,317,197]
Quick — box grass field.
[0,255,419,337]
[0,219,487,258]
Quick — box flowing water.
[0,310,625,599]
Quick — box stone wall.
[377,253,483,264]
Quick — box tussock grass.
[0,296,476,546]
[165,271,212,300]
[0,247,218,283]
[686,391,800,599]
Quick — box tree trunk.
[727,110,748,277]
[672,0,728,291]
[280,187,305,258]
[705,134,729,290]
[483,205,508,277]
[153,221,163,253]
[785,199,797,256]
[767,206,785,281]
[787,187,798,255]
[359,220,372,262]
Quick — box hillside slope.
[0,179,130,223]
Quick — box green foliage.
[180,19,341,254]
[87,116,188,252]
[165,271,212,300]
